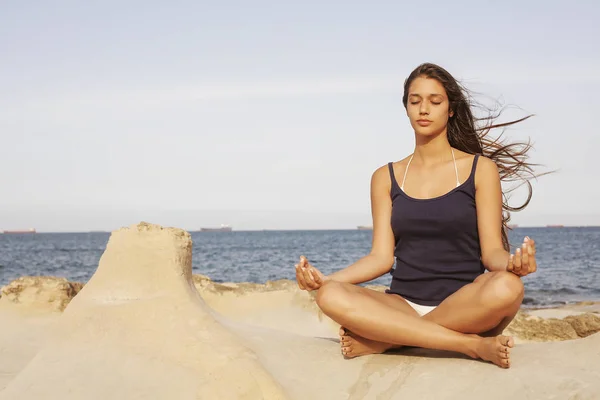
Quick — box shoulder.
[473,155,501,187]
[451,149,480,172]
[372,156,412,179]
[370,164,392,191]
[370,156,412,189]
[475,155,499,175]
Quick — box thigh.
[319,281,419,317]
[422,271,522,334]
[361,287,420,317]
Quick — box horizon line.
[2,225,600,234]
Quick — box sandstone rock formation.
[0,276,83,312]
[0,223,286,400]
[0,222,598,399]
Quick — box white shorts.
[404,299,437,316]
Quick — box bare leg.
[338,288,419,357]
[339,272,523,355]
[338,272,523,360]
[318,271,523,368]
[423,271,524,335]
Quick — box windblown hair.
[402,63,546,251]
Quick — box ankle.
[462,336,483,359]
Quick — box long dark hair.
[402,63,546,251]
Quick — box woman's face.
[406,76,453,138]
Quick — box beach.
[0,222,598,399]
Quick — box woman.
[295,63,539,369]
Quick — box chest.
[391,190,477,238]
[399,162,464,199]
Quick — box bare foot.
[339,327,397,359]
[474,335,514,368]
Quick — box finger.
[525,237,536,253]
[299,256,307,268]
[311,267,323,284]
[527,244,537,273]
[524,237,537,272]
[300,263,316,289]
[521,243,529,273]
[301,268,314,289]
[529,256,537,273]
[298,256,312,286]
[529,238,536,255]
[507,254,514,272]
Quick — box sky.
[1,0,599,232]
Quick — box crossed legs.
[315,271,524,368]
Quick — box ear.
[449,109,454,117]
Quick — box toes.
[501,336,514,348]
[500,351,510,359]
[339,327,346,337]
[503,358,510,368]
[342,346,353,357]
[340,334,353,348]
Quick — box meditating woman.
[295,63,540,368]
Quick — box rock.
[1,222,599,399]
[0,276,83,312]
[565,313,600,338]
[0,222,286,400]
[506,311,600,341]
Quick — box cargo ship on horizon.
[357,225,373,230]
[2,228,36,234]
[200,224,232,232]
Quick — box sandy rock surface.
[0,222,598,399]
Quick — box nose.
[419,101,430,115]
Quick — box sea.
[0,227,599,308]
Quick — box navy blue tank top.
[386,154,485,306]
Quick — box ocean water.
[0,227,598,307]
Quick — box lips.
[417,120,432,127]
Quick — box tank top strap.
[470,154,480,175]
[466,154,481,185]
[387,162,400,194]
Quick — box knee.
[315,281,350,314]
[483,271,525,308]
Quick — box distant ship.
[546,224,565,228]
[2,228,36,234]
[507,224,519,229]
[200,224,232,232]
[357,225,373,230]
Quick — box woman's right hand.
[295,255,329,291]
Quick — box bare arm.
[475,157,511,271]
[327,165,396,284]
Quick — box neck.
[413,130,453,166]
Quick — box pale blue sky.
[1,0,599,231]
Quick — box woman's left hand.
[507,236,537,277]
